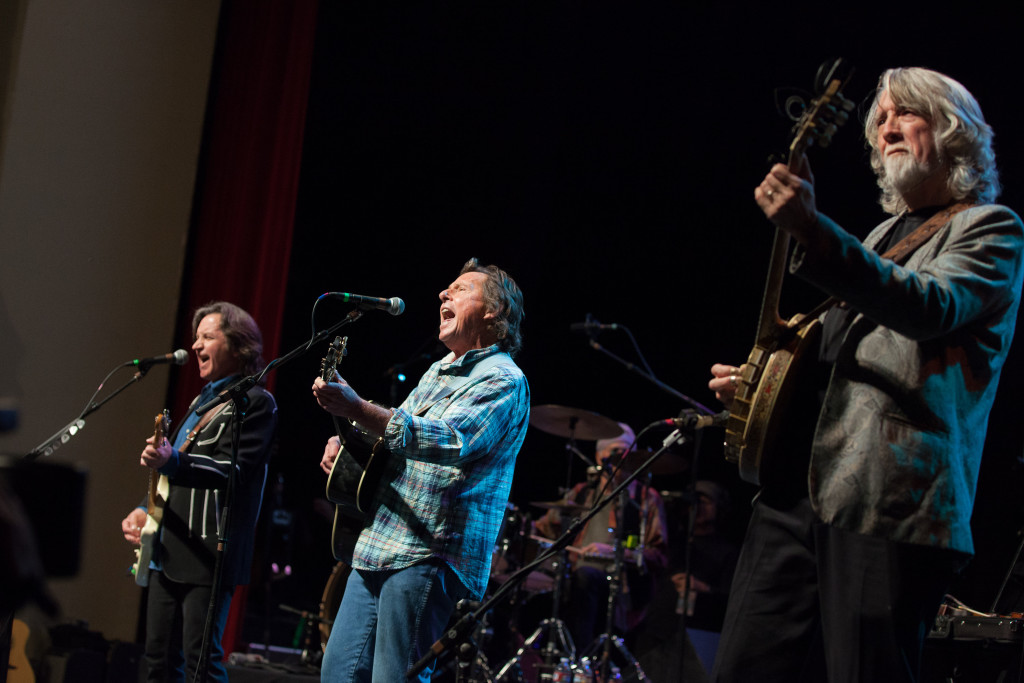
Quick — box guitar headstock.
[153,409,171,444]
[321,336,349,382]
[787,58,855,170]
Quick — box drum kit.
[310,404,691,682]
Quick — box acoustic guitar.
[320,336,389,563]
[132,410,170,586]
[723,59,854,485]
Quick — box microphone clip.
[670,409,730,431]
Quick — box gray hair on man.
[864,67,1000,215]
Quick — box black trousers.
[144,570,234,683]
[712,495,959,683]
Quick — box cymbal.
[529,499,589,513]
[529,404,622,440]
[620,446,689,476]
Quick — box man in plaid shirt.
[312,258,529,682]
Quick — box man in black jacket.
[121,301,277,683]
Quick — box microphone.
[569,313,619,333]
[323,292,405,316]
[131,349,189,369]
[663,410,730,430]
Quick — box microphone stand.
[23,363,163,461]
[194,309,363,416]
[583,334,714,416]
[673,427,705,683]
[406,418,717,681]
[194,383,247,683]
[190,309,366,681]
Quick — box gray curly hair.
[864,67,1000,215]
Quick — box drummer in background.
[632,480,740,681]
[534,423,669,649]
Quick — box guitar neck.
[147,470,161,510]
[147,411,168,510]
[753,229,791,347]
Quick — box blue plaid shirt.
[351,344,530,598]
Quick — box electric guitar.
[723,59,854,485]
[320,336,389,563]
[132,410,170,586]
[8,618,35,683]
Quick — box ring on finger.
[729,375,739,387]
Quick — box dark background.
[246,4,1024,639]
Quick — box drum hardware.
[620,445,689,476]
[277,602,332,668]
[579,490,648,682]
[495,547,576,681]
[530,404,621,496]
[412,421,693,681]
[528,405,623,442]
[529,500,589,513]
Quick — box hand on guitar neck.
[755,153,821,246]
[127,411,171,586]
[140,433,173,470]
[312,373,393,437]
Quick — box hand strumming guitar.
[121,508,147,545]
[321,435,342,475]
[708,363,745,408]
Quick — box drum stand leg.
[581,521,647,681]
[495,550,576,681]
[582,633,646,682]
[494,618,576,681]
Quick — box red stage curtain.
[172,0,319,414]
[166,0,320,657]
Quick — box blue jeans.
[321,560,470,683]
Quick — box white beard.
[883,152,938,197]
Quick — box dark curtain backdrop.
[269,3,1024,638]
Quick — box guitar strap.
[797,202,975,327]
[179,402,229,453]
[412,352,508,417]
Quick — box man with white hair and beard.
[708,68,1024,682]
